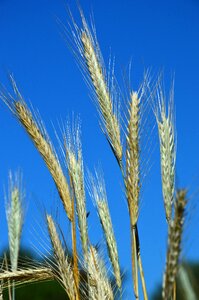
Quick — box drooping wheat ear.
[162,189,187,300]
[0,78,72,220]
[87,246,114,300]
[0,267,53,288]
[155,85,176,222]
[89,172,121,289]
[46,214,76,299]
[5,171,24,272]
[80,28,122,165]
[64,122,88,257]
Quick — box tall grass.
[0,7,193,300]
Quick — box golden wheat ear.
[0,76,72,221]
[0,267,54,289]
[155,81,176,223]
[125,87,150,299]
[65,10,123,167]
[162,189,187,300]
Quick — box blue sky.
[0,0,199,298]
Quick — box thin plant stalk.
[138,254,148,300]
[71,193,80,300]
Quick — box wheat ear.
[0,267,53,287]
[80,28,122,165]
[89,172,121,289]
[125,91,142,299]
[65,123,88,257]
[0,78,72,220]
[155,86,176,222]
[46,214,76,299]
[87,246,114,300]
[162,189,187,300]
[126,91,140,226]
[5,171,24,272]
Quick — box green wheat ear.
[6,171,24,272]
[155,84,176,223]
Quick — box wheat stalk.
[0,78,72,221]
[162,189,187,300]
[46,214,76,299]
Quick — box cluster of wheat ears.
[0,8,189,300]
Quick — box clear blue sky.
[0,0,199,298]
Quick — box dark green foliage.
[3,281,67,300]
[151,262,199,300]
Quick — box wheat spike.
[6,171,24,272]
[162,189,187,300]
[0,78,72,220]
[155,85,176,222]
[0,267,53,288]
[65,123,88,257]
[125,91,141,299]
[87,246,114,300]
[126,91,140,226]
[46,214,76,299]
[89,172,121,289]
[80,28,122,165]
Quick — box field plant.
[0,6,195,300]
